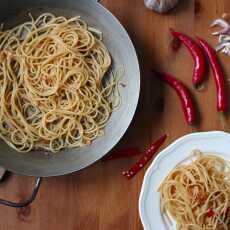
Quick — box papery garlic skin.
[144,0,179,13]
[211,17,230,56]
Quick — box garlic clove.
[144,0,180,13]
[222,45,230,56]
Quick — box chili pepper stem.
[219,112,229,132]
[190,125,197,133]
[194,83,205,92]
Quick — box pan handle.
[0,167,5,180]
[0,169,42,208]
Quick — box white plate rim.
[138,131,230,230]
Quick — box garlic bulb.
[144,0,179,13]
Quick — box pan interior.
[0,0,140,177]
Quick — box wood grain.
[0,0,229,229]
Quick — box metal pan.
[0,0,140,207]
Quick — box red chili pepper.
[197,37,228,112]
[170,29,206,87]
[207,208,215,217]
[102,147,141,161]
[156,72,196,125]
[122,134,167,179]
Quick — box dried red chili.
[122,134,167,179]
[207,208,215,217]
[102,147,141,161]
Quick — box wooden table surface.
[0,0,230,229]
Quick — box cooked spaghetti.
[159,150,230,230]
[0,13,121,153]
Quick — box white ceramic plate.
[139,131,230,230]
